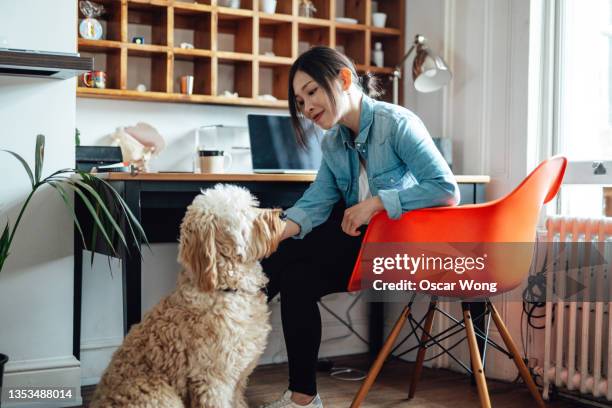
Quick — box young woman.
[259,46,459,408]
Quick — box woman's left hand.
[341,196,385,236]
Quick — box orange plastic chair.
[348,156,567,408]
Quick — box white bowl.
[372,12,387,27]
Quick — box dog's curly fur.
[90,184,285,408]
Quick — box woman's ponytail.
[359,72,383,99]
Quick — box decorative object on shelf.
[218,0,240,7]
[111,122,165,172]
[372,12,387,27]
[299,0,317,18]
[180,42,194,49]
[392,34,452,103]
[264,51,276,57]
[256,94,278,102]
[78,1,105,40]
[132,36,145,44]
[180,75,194,95]
[81,70,106,89]
[372,42,384,67]
[261,0,277,14]
[371,0,378,12]
[222,90,239,98]
[198,150,233,173]
[136,83,147,92]
[335,16,358,24]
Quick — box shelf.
[78,48,122,89]
[216,51,253,61]
[77,87,288,107]
[217,12,253,53]
[258,63,289,100]
[370,33,400,67]
[375,0,403,30]
[334,22,367,31]
[173,54,212,95]
[295,17,330,27]
[258,55,293,66]
[217,58,253,97]
[127,49,169,92]
[174,6,212,50]
[335,28,366,65]
[304,0,330,20]
[258,0,293,15]
[173,2,213,14]
[339,0,367,25]
[298,23,330,54]
[75,0,405,108]
[369,26,401,36]
[259,19,293,58]
[258,12,294,23]
[173,48,213,59]
[78,0,122,41]
[78,39,123,52]
[127,1,169,46]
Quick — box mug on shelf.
[81,70,106,89]
[198,150,233,173]
[372,12,387,27]
[261,0,277,14]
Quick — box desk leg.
[122,183,142,335]
[369,302,384,362]
[73,221,83,360]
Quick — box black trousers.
[261,206,365,396]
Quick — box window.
[552,0,612,216]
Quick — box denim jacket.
[285,93,460,239]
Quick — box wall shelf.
[76,0,405,107]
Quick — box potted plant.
[0,135,147,392]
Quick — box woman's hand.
[280,219,301,241]
[341,196,384,236]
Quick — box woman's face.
[293,70,343,130]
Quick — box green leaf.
[64,182,118,256]
[47,181,87,248]
[81,173,150,252]
[0,222,10,256]
[1,150,34,188]
[71,178,128,251]
[34,134,45,184]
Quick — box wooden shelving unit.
[77,0,404,108]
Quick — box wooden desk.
[73,173,490,360]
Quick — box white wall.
[0,1,82,406]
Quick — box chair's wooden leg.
[489,302,546,408]
[350,305,411,408]
[408,300,437,399]
[463,305,492,408]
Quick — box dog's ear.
[250,209,285,260]
[178,211,218,292]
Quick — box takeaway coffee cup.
[198,150,232,173]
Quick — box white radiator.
[542,216,612,401]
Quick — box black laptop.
[247,114,323,174]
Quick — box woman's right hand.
[280,219,300,241]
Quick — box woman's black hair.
[288,46,382,146]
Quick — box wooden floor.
[75,354,580,407]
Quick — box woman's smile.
[312,110,324,124]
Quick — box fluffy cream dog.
[91,184,285,408]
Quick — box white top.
[358,159,372,202]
